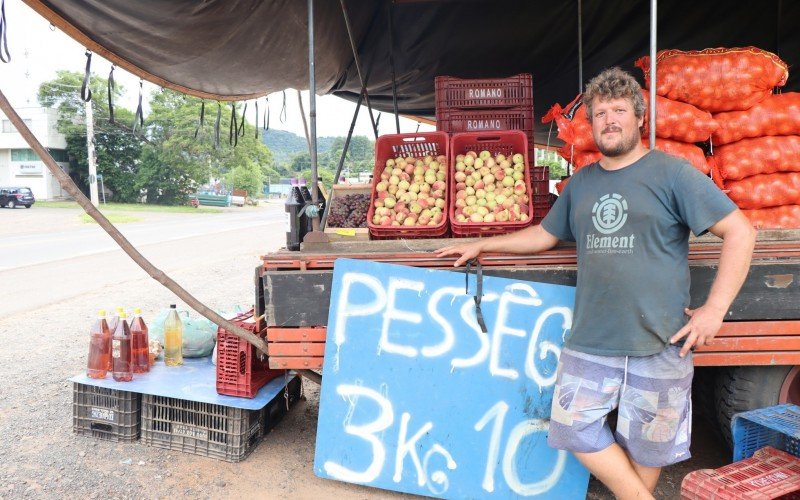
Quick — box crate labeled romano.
[73,382,141,442]
[366,132,450,239]
[435,73,533,110]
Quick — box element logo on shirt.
[592,193,628,235]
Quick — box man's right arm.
[435,224,560,267]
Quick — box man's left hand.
[670,305,727,357]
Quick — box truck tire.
[714,365,793,450]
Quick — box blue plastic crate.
[732,404,800,461]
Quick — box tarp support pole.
[321,88,365,230]
[308,0,320,230]
[340,0,379,139]
[577,0,583,92]
[387,0,400,133]
[648,0,657,149]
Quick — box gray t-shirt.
[541,150,737,356]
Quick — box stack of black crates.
[72,376,302,462]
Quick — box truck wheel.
[715,365,794,449]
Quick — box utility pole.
[85,98,99,206]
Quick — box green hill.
[261,129,339,165]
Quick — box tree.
[142,89,277,202]
[225,160,263,197]
[38,71,144,202]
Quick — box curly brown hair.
[583,67,646,121]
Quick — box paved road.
[0,207,284,270]
[0,205,286,317]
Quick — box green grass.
[37,201,222,214]
[80,213,143,224]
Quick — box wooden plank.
[268,343,326,356]
[694,336,800,352]
[262,267,578,327]
[269,229,800,258]
[718,321,800,337]
[263,271,332,327]
[690,263,800,321]
[693,351,800,366]
[267,327,327,342]
[268,357,323,369]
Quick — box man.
[436,67,756,499]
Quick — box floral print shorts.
[547,346,694,467]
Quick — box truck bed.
[258,230,800,368]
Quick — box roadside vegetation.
[38,200,223,214]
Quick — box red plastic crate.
[367,132,450,240]
[435,73,533,111]
[681,447,800,499]
[530,165,553,222]
[449,131,534,237]
[436,107,534,139]
[530,166,550,196]
[216,310,285,398]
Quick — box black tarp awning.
[20,0,800,144]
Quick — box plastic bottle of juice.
[164,304,183,366]
[112,311,133,382]
[87,310,111,379]
[130,308,150,373]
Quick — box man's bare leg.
[574,444,655,500]
[631,460,661,493]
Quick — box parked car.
[0,187,35,208]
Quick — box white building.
[0,107,71,200]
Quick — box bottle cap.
[116,306,124,313]
[299,178,307,186]
[119,311,128,319]
[134,307,142,315]
[98,309,106,317]
[170,304,177,309]
[290,178,299,186]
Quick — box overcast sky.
[0,0,433,139]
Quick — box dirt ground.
[0,206,731,499]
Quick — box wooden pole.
[0,88,322,384]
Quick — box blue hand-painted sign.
[314,258,589,498]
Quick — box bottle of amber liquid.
[130,308,150,373]
[112,311,133,382]
[106,307,124,370]
[164,304,183,366]
[86,310,112,379]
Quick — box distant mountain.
[261,129,338,165]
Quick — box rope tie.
[464,259,488,334]
[80,50,92,102]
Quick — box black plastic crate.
[72,382,141,442]
[141,394,263,462]
[262,375,302,435]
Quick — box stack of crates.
[681,404,800,499]
[435,73,534,159]
[530,165,551,224]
